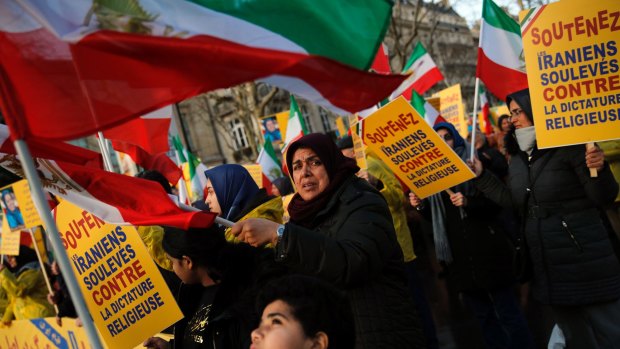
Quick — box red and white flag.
[0,0,405,142]
[370,43,391,74]
[390,42,444,100]
[0,127,213,229]
[476,0,528,100]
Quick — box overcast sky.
[451,0,523,27]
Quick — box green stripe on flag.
[290,95,308,135]
[410,91,426,116]
[188,0,393,70]
[520,8,536,26]
[172,136,187,163]
[403,42,427,71]
[482,0,521,36]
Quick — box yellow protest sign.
[244,164,264,188]
[0,317,92,348]
[433,84,468,138]
[0,217,21,255]
[520,0,620,148]
[0,179,42,232]
[363,97,475,199]
[54,201,182,349]
[335,116,347,138]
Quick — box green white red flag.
[390,42,444,100]
[281,96,308,155]
[256,139,283,193]
[410,91,446,126]
[0,0,405,142]
[476,0,528,100]
[479,85,493,135]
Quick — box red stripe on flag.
[0,29,405,141]
[110,140,182,184]
[476,48,528,101]
[104,118,171,155]
[401,67,444,100]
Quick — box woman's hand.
[230,218,280,247]
[585,144,605,171]
[408,192,423,208]
[450,192,468,207]
[467,158,483,177]
[143,337,170,349]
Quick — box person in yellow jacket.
[337,136,439,349]
[600,140,620,237]
[0,246,54,324]
[203,164,284,242]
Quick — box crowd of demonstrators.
[203,164,284,242]
[230,133,426,348]
[410,122,534,349]
[0,246,54,324]
[143,225,284,349]
[470,88,620,348]
[337,136,439,349]
[494,114,512,158]
[252,274,355,349]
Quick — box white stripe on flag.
[479,20,523,71]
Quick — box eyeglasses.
[510,108,524,118]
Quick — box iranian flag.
[371,43,391,74]
[410,92,446,126]
[0,128,214,229]
[256,139,283,194]
[477,0,528,100]
[0,0,405,142]
[390,42,444,100]
[281,96,308,155]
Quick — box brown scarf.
[286,134,359,228]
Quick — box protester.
[410,122,533,349]
[251,274,355,349]
[204,164,283,240]
[470,88,620,348]
[0,246,55,324]
[143,225,282,349]
[230,133,426,348]
[473,129,508,179]
[47,261,78,326]
[495,114,511,157]
[337,135,439,349]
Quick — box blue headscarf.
[204,164,259,220]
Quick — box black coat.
[418,191,515,292]
[475,134,620,305]
[275,176,426,349]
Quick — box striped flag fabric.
[256,139,283,193]
[0,0,405,142]
[410,92,447,126]
[478,85,493,135]
[390,42,444,100]
[0,129,214,229]
[281,96,308,155]
[476,0,528,100]
[371,43,392,74]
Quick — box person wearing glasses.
[410,122,534,349]
[470,88,620,348]
[230,133,426,348]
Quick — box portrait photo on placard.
[1,187,25,231]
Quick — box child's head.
[251,275,355,349]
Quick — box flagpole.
[469,77,481,160]
[177,201,234,227]
[28,228,59,315]
[96,132,115,172]
[13,139,104,349]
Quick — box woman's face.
[500,117,511,132]
[271,184,281,197]
[3,193,16,211]
[509,100,533,129]
[436,128,455,149]
[251,300,318,349]
[167,254,198,285]
[291,148,330,201]
[204,179,222,216]
[7,256,17,269]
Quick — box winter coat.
[418,191,515,292]
[366,152,416,262]
[600,140,620,203]
[0,264,55,321]
[275,175,426,349]
[475,134,620,305]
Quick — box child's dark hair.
[162,226,228,281]
[256,275,355,349]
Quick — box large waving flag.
[281,96,308,155]
[410,92,446,126]
[476,0,528,100]
[0,129,214,229]
[390,42,444,100]
[257,139,283,193]
[0,0,405,142]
